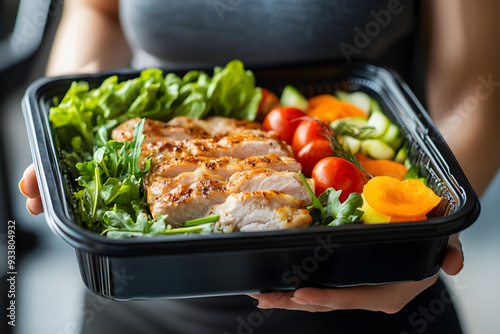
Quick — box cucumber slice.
[339,135,361,154]
[367,110,390,138]
[334,90,350,101]
[394,147,408,164]
[331,116,369,129]
[335,91,371,114]
[381,123,403,149]
[280,85,308,111]
[369,98,383,114]
[361,139,395,160]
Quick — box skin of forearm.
[46,0,131,76]
[423,0,500,196]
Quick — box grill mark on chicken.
[140,133,293,168]
[147,154,301,180]
[147,169,314,225]
[146,168,313,208]
[111,117,266,143]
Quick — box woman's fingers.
[19,164,40,199]
[441,233,464,276]
[255,291,335,312]
[251,275,438,314]
[26,197,44,215]
[19,163,44,215]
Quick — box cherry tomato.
[256,88,280,122]
[291,120,326,156]
[312,157,366,201]
[295,139,332,177]
[262,106,306,144]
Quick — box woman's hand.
[249,234,463,314]
[19,164,44,215]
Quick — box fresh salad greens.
[50,59,262,147]
[299,172,364,226]
[51,60,261,238]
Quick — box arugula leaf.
[325,190,364,226]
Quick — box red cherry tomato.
[295,139,332,177]
[312,157,366,201]
[262,106,306,144]
[256,88,280,122]
[291,120,326,156]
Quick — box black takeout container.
[22,62,480,300]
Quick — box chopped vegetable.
[299,172,364,226]
[307,94,368,124]
[362,176,441,220]
[280,85,308,111]
[358,155,408,180]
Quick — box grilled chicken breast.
[141,133,293,168]
[208,190,313,232]
[111,117,265,143]
[112,116,315,232]
[147,169,314,225]
[146,168,313,208]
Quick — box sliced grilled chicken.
[149,154,301,179]
[150,180,229,225]
[111,118,210,143]
[111,117,265,143]
[141,133,293,168]
[167,116,262,134]
[146,168,313,206]
[148,169,313,225]
[208,190,313,232]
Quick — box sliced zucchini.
[394,147,408,164]
[339,135,361,154]
[331,116,369,129]
[367,110,390,138]
[361,139,395,160]
[335,91,371,115]
[369,98,383,114]
[280,85,308,111]
[381,123,403,149]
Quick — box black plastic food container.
[22,62,480,300]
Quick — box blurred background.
[0,1,498,333]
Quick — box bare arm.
[46,0,131,76]
[424,0,500,196]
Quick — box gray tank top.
[119,0,421,91]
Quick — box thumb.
[441,233,464,276]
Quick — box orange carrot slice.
[360,158,408,181]
[307,94,340,111]
[363,176,441,219]
[306,94,368,124]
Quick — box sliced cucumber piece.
[339,135,361,154]
[361,139,395,160]
[334,90,350,101]
[367,110,390,138]
[369,98,383,114]
[330,116,370,130]
[394,147,408,164]
[280,85,308,111]
[381,123,403,149]
[335,91,371,114]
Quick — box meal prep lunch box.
[22,62,480,300]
